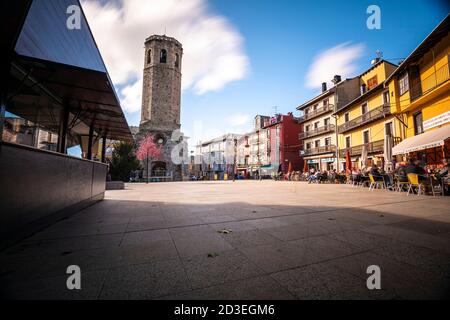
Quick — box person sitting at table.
[436,159,449,178]
[369,164,390,188]
[308,170,319,183]
[436,159,450,193]
[405,158,427,182]
[370,164,381,176]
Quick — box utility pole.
[233,138,237,182]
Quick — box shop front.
[306,159,319,171]
[392,125,450,165]
[320,158,336,171]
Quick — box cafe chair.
[407,173,426,196]
[394,175,409,192]
[368,174,385,191]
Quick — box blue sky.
[73,0,448,155]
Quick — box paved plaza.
[1,181,450,299]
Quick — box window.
[363,130,370,144]
[361,103,368,115]
[160,49,167,63]
[367,75,378,90]
[314,122,319,129]
[413,112,423,135]
[399,73,409,95]
[175,53,179,68]
[345,136,351,149]
[147,50,151,64]
[383,90,390,105]
[313,104,318,111]
[305,125,310,132]
[323,99,329,107]
[344,113,350,123]
[314,140,320,148]
[325,137,331,146]
[306,142,311,149]
[385,122,393,137]
[324,118,330,126]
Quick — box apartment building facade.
[334,60,400,171]
[264,113,304,173]
[195,133,242,179]
[387,15,450,165]
[236,115,270,177]
[297,76,359,171]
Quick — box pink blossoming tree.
[136,133,162,183]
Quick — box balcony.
[298,104,333,123]
[410,63,449,101]
[338,104,391,134]
[302,145,336,156]
[340,137,402,157]
[339,140,383,157]
[299,124,335,139]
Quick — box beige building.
[297,76,360,171]
[195,133,242,179]
[237,115,270,177]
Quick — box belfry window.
[160,49,167,63]
[175,53,179,68]
[147,50,151,64]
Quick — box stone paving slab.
[1,181,450,299]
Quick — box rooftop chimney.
[321,82,327,92]
[332,75,341,84]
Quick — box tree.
[109,141,141,182]
[136,133,162,183]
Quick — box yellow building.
[334,60,400,170]
[387,14,450,165]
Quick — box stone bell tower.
[138,35,183,181]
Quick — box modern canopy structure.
[0,0,133,248]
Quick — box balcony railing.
[338,104,391,134]
[339,140,383,157]
[299,124,335,139]
[410,63,449,101]
[302,145,336,156]
[298,104,333,123]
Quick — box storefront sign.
[423,111,450,131]
[307,160,319,164]
[321,158,335,163]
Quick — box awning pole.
[57,102,70,154]
[87,123,95,160]
[101,135,107,163]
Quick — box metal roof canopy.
[6,0,133,143]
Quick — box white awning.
[392,125,450,155]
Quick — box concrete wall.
[0,142,107,248]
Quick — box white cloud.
[119,79,142,113]
[306,42,365,89]
[81,0,249,113]
[224,113,250,127]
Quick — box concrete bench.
[106,181,125,190]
